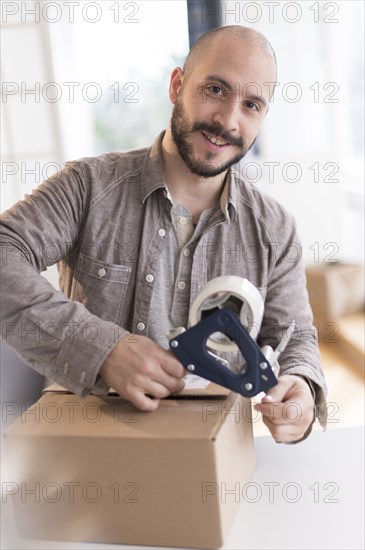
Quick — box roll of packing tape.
[189,276,264,352]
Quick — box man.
[0,26,327,443]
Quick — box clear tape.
[189,276,264,352]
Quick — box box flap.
[7,390,239,441]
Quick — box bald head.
[183,25,277,79]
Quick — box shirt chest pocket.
[71,253,131,324]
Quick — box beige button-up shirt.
[0,131,327,425]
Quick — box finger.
[264,377,293,402]
[261,415,308,443]
[143,363,185,393]
[143,379,177,399]
[258,400,305,423]
[170,381,185,394]
[261,394,273,403]
[260,403,314,440]
[161,351,186,378]
[266,374,312,404]
[254,402,289,424]
[170,379,185,393]
[129,390,160,412]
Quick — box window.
[49,0,189,157]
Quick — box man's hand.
[254,375,315,443]
[99,335,186,411]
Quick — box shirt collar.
[140,131,168,203]
[140,131,238,222]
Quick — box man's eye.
[206,85,224,95]
[245,101,259,111]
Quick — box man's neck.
[161,130,227,223]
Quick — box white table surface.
[2,426,364,550]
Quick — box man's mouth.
[201,131,229,147]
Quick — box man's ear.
[168,67,184,104]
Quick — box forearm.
[1,249,128,395]
[257,218,328,428]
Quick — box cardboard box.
[4,381,255,549]
[306,263,364,323]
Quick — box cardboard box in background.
[306,263,365,372]
[306,263,364,323]
[4,383,255,549]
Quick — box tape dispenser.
[168,276,292,398]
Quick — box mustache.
[191,122,244,148]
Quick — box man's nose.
[211,98,241,134]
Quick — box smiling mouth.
[201,131,230,147]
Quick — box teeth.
[204,133,228,146]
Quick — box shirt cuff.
[55,314,129,397]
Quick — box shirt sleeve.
[257,211,328,428]
[0,164,129,396]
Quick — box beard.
[170,98,254,178]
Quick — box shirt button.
[98,267,106,278]
[183,248,191,257]
[158,228,166,237]
[177,281,186,290]
[137,322,145,331]
[146,274,154,283]
[179,216,187,225]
